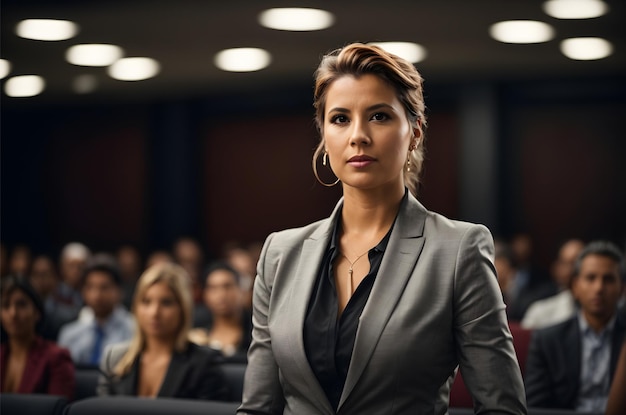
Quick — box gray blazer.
[239,193,527,415]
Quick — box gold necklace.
[340,250,369,294]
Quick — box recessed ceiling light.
[0,59,11,79]
[4,75,45,97]
[543,0,609,19]
[489,20,555,44]
[214,48,272,72]
[370,42,427,63]
[108,57,161,81]
[73,74,99,94]
[560,37,613,60]
[258,8,335,31]
[16,19,78,41]
[66,44,124,67]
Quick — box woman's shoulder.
[34,337,72,360]
[423,208,491,240]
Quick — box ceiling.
[2,0,625,102]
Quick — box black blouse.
[303,214,393,411]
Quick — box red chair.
[449,322,532,407]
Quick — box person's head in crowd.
[81,254,123,323]
[494,239,517,295]
[116,245,143,284]
[312,42,426,197]
[8,244,32,277]
[145,250,174,269]
[114,262,192,375]
[510,232,533,269]
[0,243,8,278]
[173,237,204,283]
[28,255,59,300]
[551,238,585,291]
[202,262,244,319]
[1,275,45,343]
[60,242,91,290]
[572,240,625,330]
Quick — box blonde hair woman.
[97,262,228,400]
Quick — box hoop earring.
[314,151,340,186]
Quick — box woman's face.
[1,289,39,339]
[323,73,415,192]
[136,281,182,340]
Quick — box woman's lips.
[348,155,375,168]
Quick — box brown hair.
[312,43,427,196]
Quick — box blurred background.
[2,0,625,271]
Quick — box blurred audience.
[28,254,76,340]
[116,244,143,309]
[97,262,228,399]
[173,237,205,304]
[58,256,134,366]
[222,241,258,310]
[8,244,32,278]
[1,275,75,400]
[55,242,91,309]
[189,262,251,362]
[504,233,557,321]
[525,241,625,411]
[522,238,585,329]
[1,243,8,278]
[146,249,174,268]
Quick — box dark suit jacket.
[238,193,526,415]
[97,341,229,400]
[525,314,626,409]
[0,336,75,400]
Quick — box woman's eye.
[330,114,348,124]
[371,112,389,121]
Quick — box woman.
[97,262,228,400]
[238,43,526,415]
[0,275,75,400]
[189,262,252,361]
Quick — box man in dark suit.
[525,240,625,411]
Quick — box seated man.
[525,241,625,411]
[58,256,134,365]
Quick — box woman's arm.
[46,346,75,401]
[453,225,527,414]
[238,233,285,415]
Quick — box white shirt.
[521,290,577,330]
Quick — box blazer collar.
[338,191,427,409]
[158,348,191,397]
[280,199,342,415]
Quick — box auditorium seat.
[221,362,246,402]
[64,396,240,415]
[0,393,67,415]
[74,367,101,400]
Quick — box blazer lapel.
[116,359,139,395]
[339,194,427,409]
[158,350,189,397]
[279,200,343,415]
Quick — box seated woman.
[189,262,251,362]
[97,262,229,400]
[1,275,75,400]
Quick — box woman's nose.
[349,119,371,146]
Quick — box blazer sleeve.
[46,345,75,401]
[453,225,527,414]
[524,329,554,408]
[238,233,286,415]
